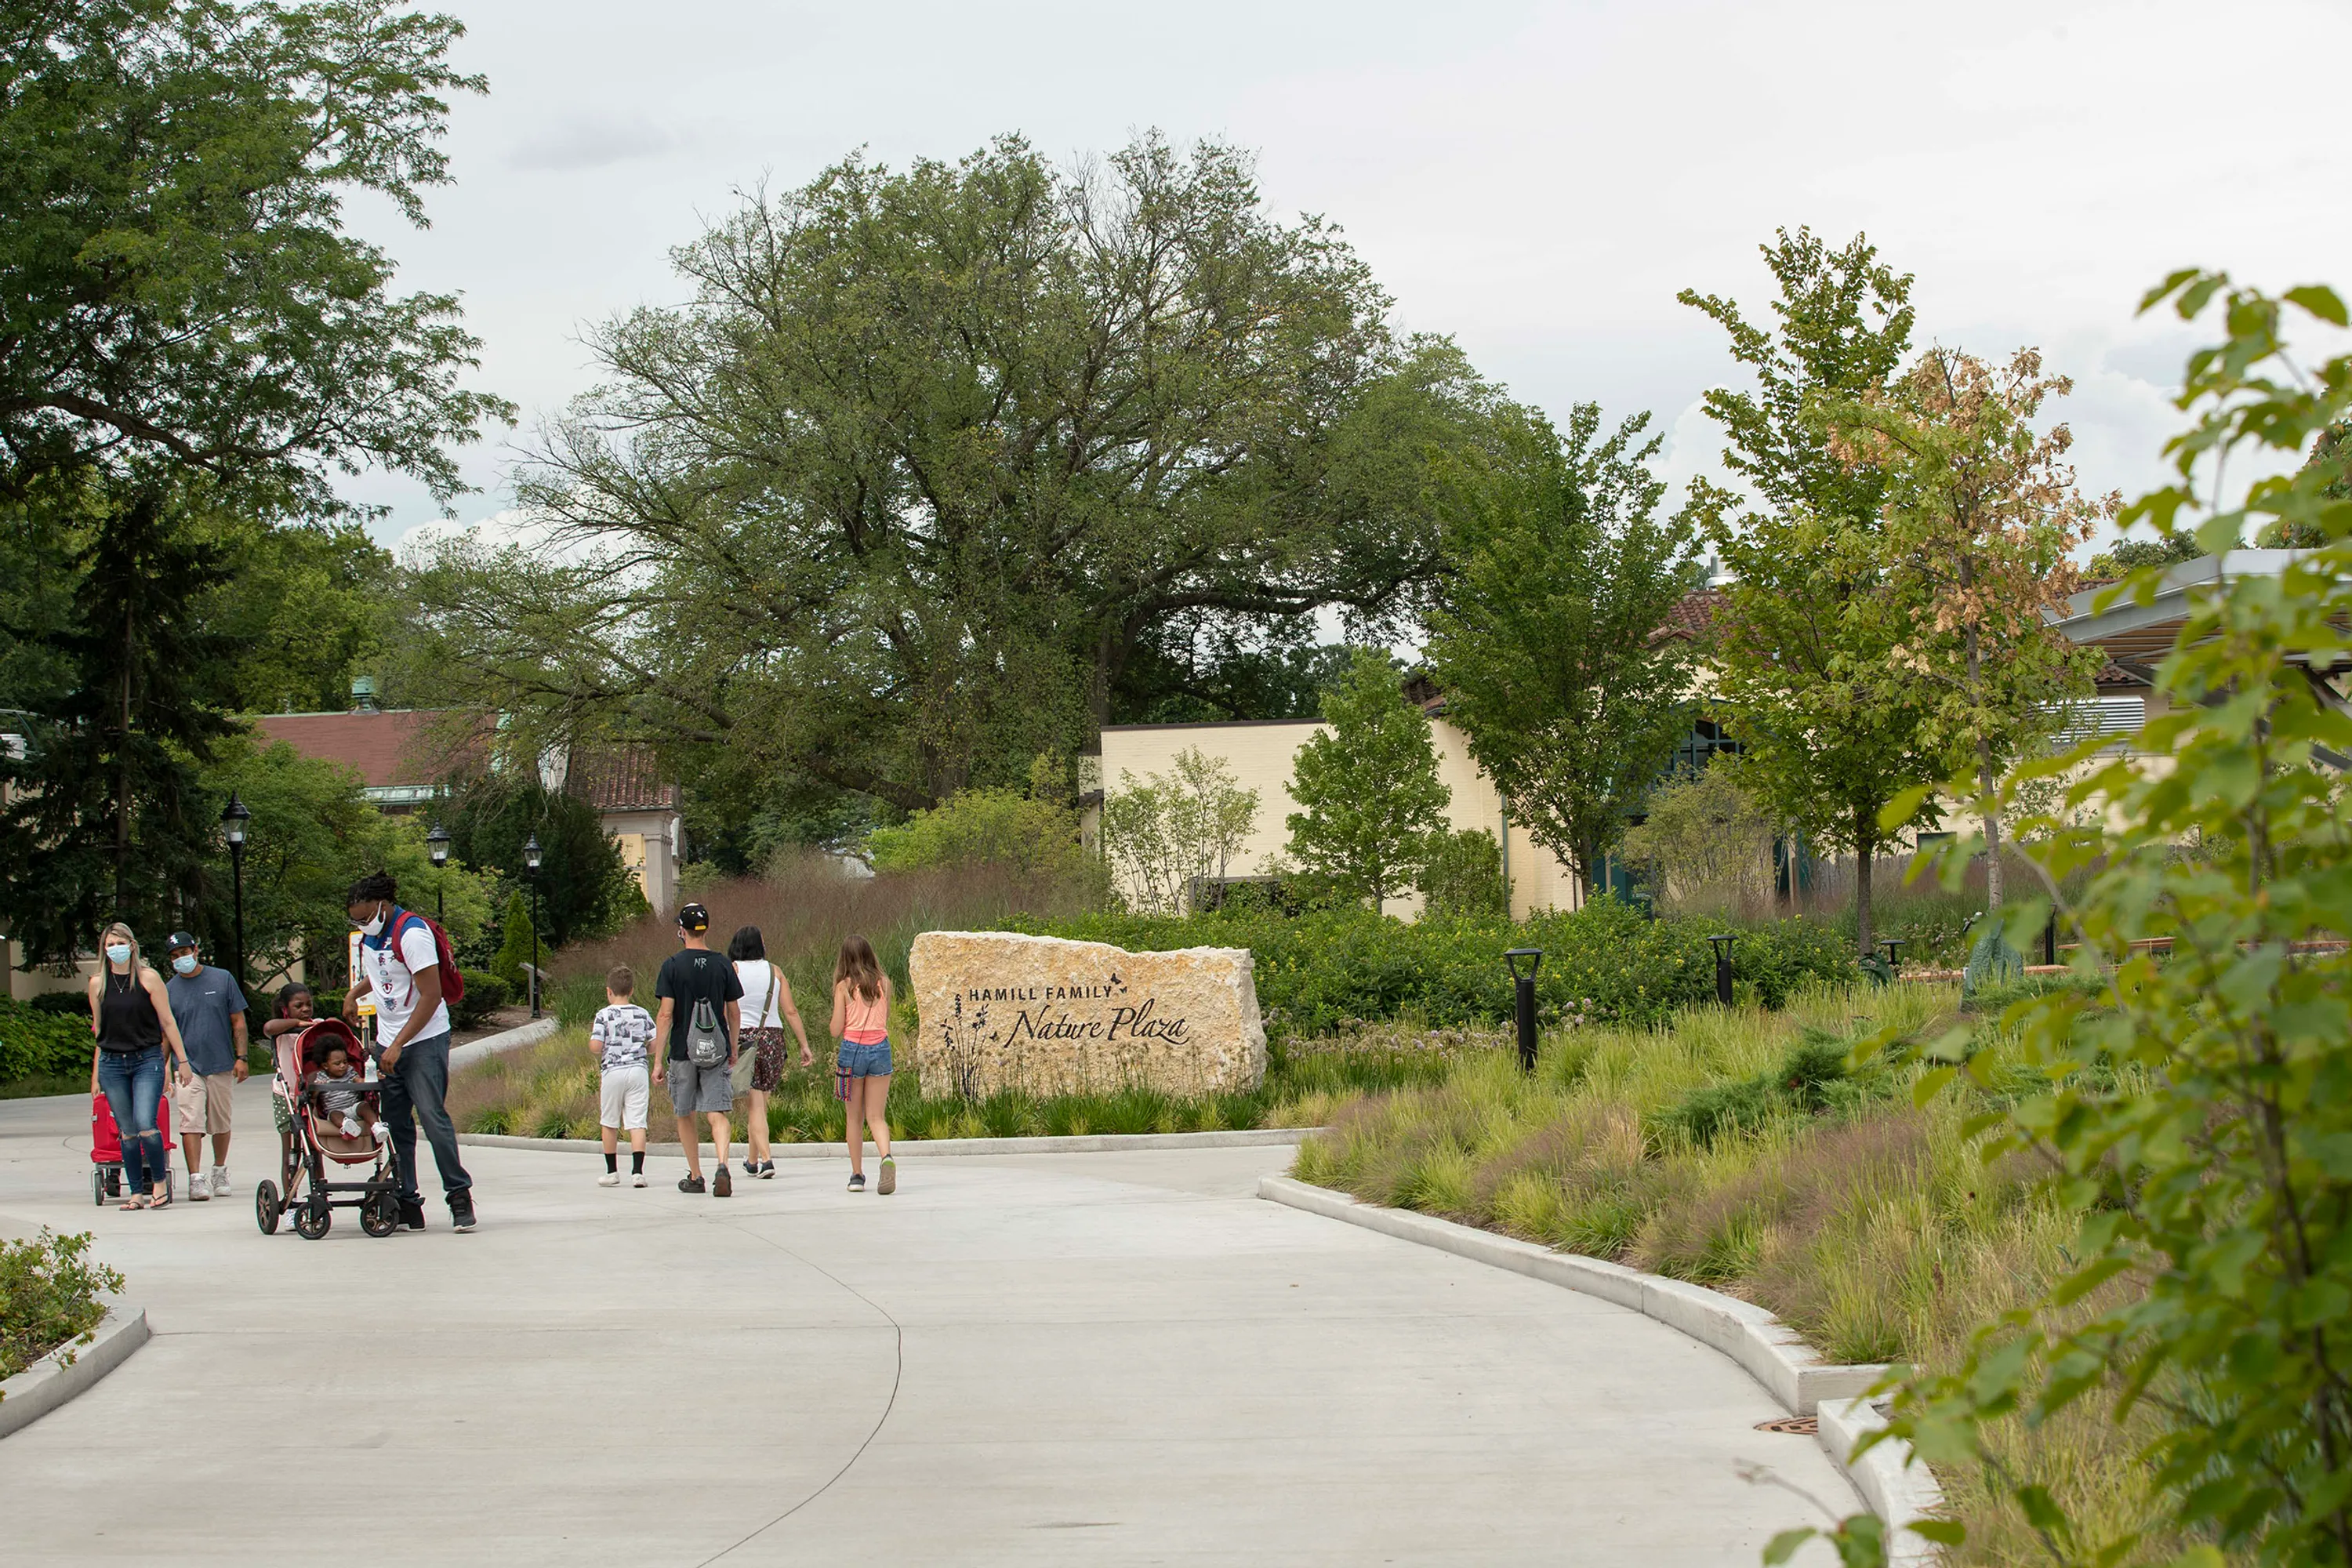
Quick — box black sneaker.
[712,1164,731,1198]
[678,1174,706,1194]
[448,1191,477,1233]
[756,1160,775,1179]
[398,1199,426,1231]
[847,1172,866,1192]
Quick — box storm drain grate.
[1754,1415,1820,1435]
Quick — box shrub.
[492,891,539,988]
[448,971,509,1031]
[1,1229,122,1379]
[27,990,86,1017]
[0,997,93,1083]
[1015,898,1852,1040]
[867,775,1100,895]
[1421,829,1508,917]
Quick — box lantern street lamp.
[524,833,543,1018]
[1503,948,1543,1073]
[426,822,451,922]
[220,794,251,990]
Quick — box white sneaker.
[372,1121,390,1144]
[187,1171,209,1200]
[597,1171,620,1186]
[631,1170,647,1187]
[209,1167,230,1198]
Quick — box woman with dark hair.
[85,920,194,1209]
[728,925,811,1179]
[829,935,895,1196]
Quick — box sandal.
[118,1194,148,1210]
[146,1189,172,1210]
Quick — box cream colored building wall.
[1098,717,1584,920]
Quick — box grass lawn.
[1287,981,2198,1566]
[447,1019,1502,1145]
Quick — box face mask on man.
[358,904,387,938]
[105,942,132,965]
[172,953,199,976]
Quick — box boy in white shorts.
[591,966,655,1186]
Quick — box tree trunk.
[114,616,134,915]
[1853,808,1875,961]
[1978,735,2004,913]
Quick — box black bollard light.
[2042,913,2057,967]
[1707,934,1737,1006]
[1879,937,1906,975]
[1504,948,1543,1073]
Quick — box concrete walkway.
[0,1084,1855,1566]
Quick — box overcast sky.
[354,0,2352,554]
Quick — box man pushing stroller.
[343,872,478,1233]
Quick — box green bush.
[1651,1026,1866,1148]
[0,997,93,1083]
[27,990,86,1017]
[448,970,509,1031]
[492,890,538,987]
[1,1229,122,1379]
[1014,899,1851,1040]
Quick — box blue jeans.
[379,1031,471,1206]
[98,1047,166,1195]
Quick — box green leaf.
[1907,1519,1966,1545]
[1878,783,1937,834]
[2016,1484,2068,1533]
[1762,1528,1817,1566]
[2285,284,2349,327]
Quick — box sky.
[353,0,2352,557]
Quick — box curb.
[460,1126,1315,1158]
[0,1306,149,1439]
[1257,1177,1943,1556]
[448,1016,561,1073]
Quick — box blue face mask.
[105,942,132,965]
[172,954,199,976]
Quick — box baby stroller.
[90,1091,176,1205]
[254,1018,401,1240]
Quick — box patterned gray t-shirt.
[590,1004,655,1070]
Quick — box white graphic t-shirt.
[362,914,451,1043]
[590,1003,655,1070]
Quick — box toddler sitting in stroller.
[310,1041,388,1145]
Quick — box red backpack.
[390,909,466,1004]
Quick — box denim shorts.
[836,1039,891,1079]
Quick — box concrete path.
[0,1083,1857,1566]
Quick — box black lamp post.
[524,833,543,1019]
[1504,948,1543,1073]
[426,822,451,922]
[220,794,250,989]
[1707,933,1737,1007]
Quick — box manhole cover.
[1755,1415,1819,1435]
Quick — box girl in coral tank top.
[830,935,895,1195]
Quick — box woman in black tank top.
[86,921,191,1210]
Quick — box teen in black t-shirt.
[651,903,744,1195]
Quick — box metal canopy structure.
[2049,550,2308,661]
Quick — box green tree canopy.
[1682,228,1933,956]
[0,0,510,506]
[1283,649,1449,909]
[405,134,1494,816]
[1423,403,1700,887]
[443,775,640,949]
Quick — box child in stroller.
[254,1018,402,1240]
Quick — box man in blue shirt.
[164,931,248,1200]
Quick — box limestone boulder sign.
[907,931,1266,1099]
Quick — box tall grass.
[548,853,1097,1029]
[1288,983,2204,1565]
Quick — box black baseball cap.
[165,930,198,953]
[677,902,710,933]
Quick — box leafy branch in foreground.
[1795,276,2352,1566]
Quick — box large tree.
[0,1,505,964]
[1681,228,1933,956]
[1423,402,1700,891]
[1828,347,2109,915]
[405,135,1492,815]
[0,0,509,506]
